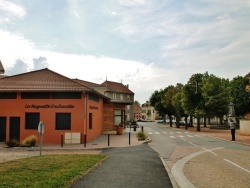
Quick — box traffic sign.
[38,121,44,135]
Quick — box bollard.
[84,134,87,148]
[133,125,136,131]
[108,134,110,147]
[141,126,144,132]
[129,132,131,145]
[61,133,63,147]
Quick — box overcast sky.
[0,0,250,104]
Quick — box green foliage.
[5,138,20,147]
[150,71,249,123]
[150,89,168,118]
[136,131,147,140]
[20,135,38,147]
[229,76,250,117]
[202,75,230,117]
[0,154,106,188]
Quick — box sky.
[0,0,250,105]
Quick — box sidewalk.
[165,124,250,146]
[0,127,146,151]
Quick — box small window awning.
[0,60,5,74]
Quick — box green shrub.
[5,138,20,147]
[136,131,147,140]
[20,135,38,147]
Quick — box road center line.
[202,148,217,155]
[224,159,250,173]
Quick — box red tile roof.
[0,68,92,92]
[101,80,134,94]
[73,79,102,87]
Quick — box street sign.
[38,121,44,135]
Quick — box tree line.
[149,72,250,131]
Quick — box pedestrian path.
[147,131,202,139]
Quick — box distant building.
[133,103,142,121]
[74,79,134,130]
[141,101,159,121]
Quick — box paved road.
[70,143,173,188]
[143,122,250,188]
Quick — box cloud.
[32,57,48,71]
[6,59,29,75]
[0,0,26,19]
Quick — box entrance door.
[9,117,20,140]
[0,117,6,142]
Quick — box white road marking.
[202,148,217,156]
[194,135,201,137]
[148,132,152,135]
[155,132,160,134]
[178,135,185,138]
[189,142,198,146]
[169,136,176,138]
[171,147,223,188]
[162,132,166,134]
[224,159,250,173]
[186,135,194,137]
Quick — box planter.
[116,126,124,135]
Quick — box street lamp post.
[189,81,198,94]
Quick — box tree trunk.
[176,116,180,128]
[219,116,223,125]
[185,116,188,130]
[169,114,172,127]
[197,117,200,131]
[190,115,193,127]
[208,117,211,125]
[204,117,207,127]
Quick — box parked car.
[175,121,186,126]
[157,120,163,123]
[137,118,146,122]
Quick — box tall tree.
[150,90,168,121]
[161,86,176,127]
[229,76,250,117]
[181,73,204,131]
[202,75,231,125]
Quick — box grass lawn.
[0,154,107,188]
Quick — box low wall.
[239,119,250,136]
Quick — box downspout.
[84,93,87,147]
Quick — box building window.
[114,110,124,125]
[120,94,123,100]
[52,92,81,99]
[127,95,130,101]
[89,93,99,102]
[25,113,40,129]
[56,113,71,130]
[0,92,17,99]
[113,93,116,99]
[89,113,92,129]
[21,92,50,99]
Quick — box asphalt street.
[70,143,173,188]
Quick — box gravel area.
[0,148,102,163]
